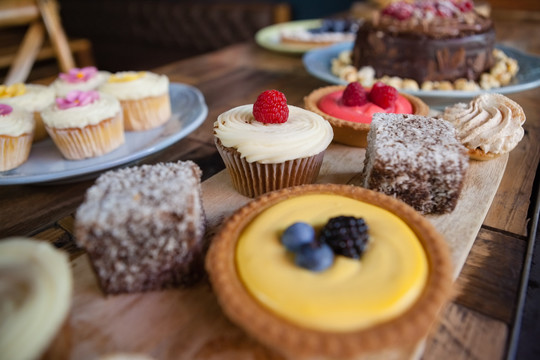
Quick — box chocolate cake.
[75,161,206,294]
[352,0,495,83]
[361,113,469,214]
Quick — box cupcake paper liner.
[120,93,171,131]
[215,138,325,198]
[33,112,48,142]
[0,133,33,171]
[46,113,125,160]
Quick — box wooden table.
[1,10,539,360]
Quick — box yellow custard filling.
[236,194,428,332]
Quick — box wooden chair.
[0,0,92,84]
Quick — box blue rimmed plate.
[0,83,208,185]
[303,42,540,108]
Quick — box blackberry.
[319,216,369,259]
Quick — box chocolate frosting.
[352,8,496,83]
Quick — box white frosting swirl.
[1,84,54,112]
[0,106,35,136]
[443,93,525,154]
[41,92,121,129]
[99,71,169,100]
[214,105,333,163]
[51,71,110,96]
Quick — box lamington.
[75,160,206,294]
[361,113,469,214]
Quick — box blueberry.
[281,222,315,252]
[294,243,334,272]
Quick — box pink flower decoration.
[59,66,98,83]
[56,90,100,110]
[0,104,13,116]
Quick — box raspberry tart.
[206,184,453,359]
[304,82,429,147]
[214,89,333,198]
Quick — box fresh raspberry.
[252,90,289,124]
[341,82,368,107]
[368,82,398,109]
[455,0,474,12]
[382,2,414,20]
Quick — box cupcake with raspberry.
[0,104,34,171]
[42,90,124,160]
[99,71,171,131]
[304,82,429,147]
[0,83,55,141]
[51,66,110,97]
[214,90,333,198]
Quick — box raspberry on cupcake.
[214,89,333,198]
[42,90,124,160]
[99,71,171,131]
[304,82,429,147]
[0,104,34,171]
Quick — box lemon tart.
[206,184,453,359]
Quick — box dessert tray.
[0,83,207,185]
[45,144,508,360]
[255,19,353,54]
[303,42,540,107]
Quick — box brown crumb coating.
[75,161,206,294]
[362,113,469,214]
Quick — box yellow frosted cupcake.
[99,71,171,131]
[0,83,54,141]
[214,90,333,198]
[51,66,110,97]
[0,104,34,171]
[42,90,124,160]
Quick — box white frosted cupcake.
[214,90,334,197]
[99,71,171,131]
[42,90,124,160]
[0,104,34,171]
[51,66,110,97]
[0,83,54,141]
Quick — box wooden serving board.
[45,144,508,360]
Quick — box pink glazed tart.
[305,85,429,147]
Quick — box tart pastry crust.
[304,85,429,148]
[206,184,453,359]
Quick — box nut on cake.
[75,160,206,294]
[361,113,469,214]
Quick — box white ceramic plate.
[303,42,540,108]
[255,19,353,54]
[0,83,208,185]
